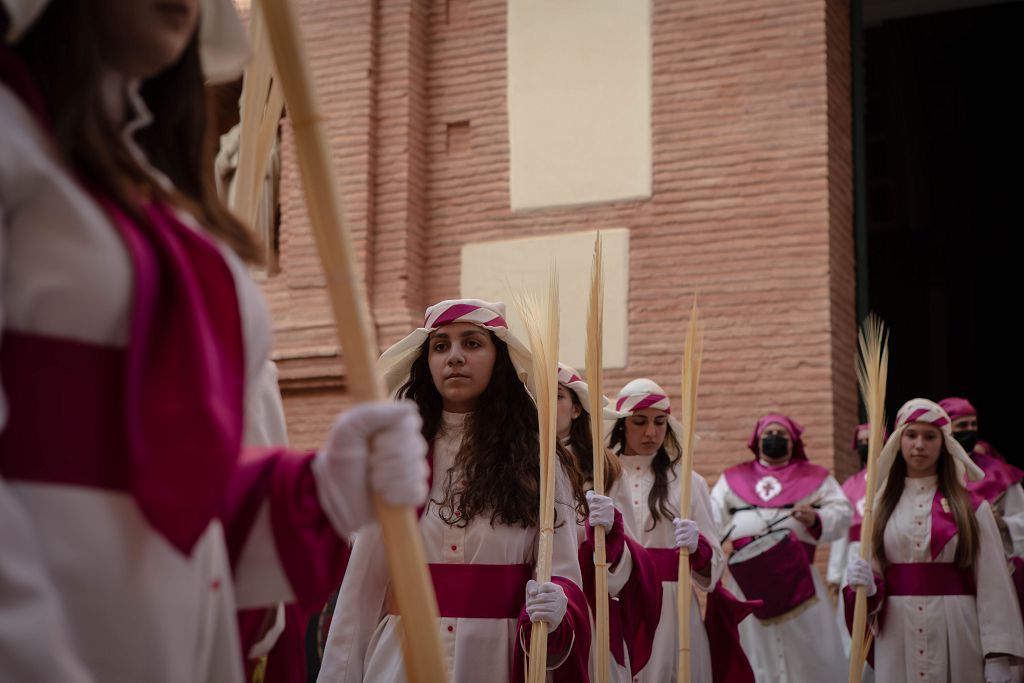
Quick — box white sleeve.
[997,482,1024,557]
[812,476,853,543]
[974,502,1024,660]
[552,463,584,587]
[708,474,731,530]
[0,148,94,682]
[690,473,725,591]
[827,534,849,585]
[0,481,96,682]
[317,526,389,683]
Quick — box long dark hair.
[609,417,682,530]
[563,387,620,491]
[873,444,979,572]
[11,0,261,262]
[398,333,584,527]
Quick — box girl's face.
[556,385,582,439]
[427,323,497,413]
[95,0,199,79]
[623,409,668,456]
[900,422,943,477]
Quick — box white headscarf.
[876,397,985,495]
[1,0,249,84]
[613,378,685,445]
[557,362,619,420]
[379,299,535,399]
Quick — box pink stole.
[723,459,830,507]
[967,446,1024,504]
[0,47,245,555]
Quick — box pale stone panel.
[507,0,652,210]
[460,229,629,370]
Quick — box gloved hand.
[525,579,568,633]
[312,400,429,535]
[672,517,699,553]
[586,490,614,532]
[845,558,877,597]
[984,657,1012,683]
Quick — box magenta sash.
[723,459,829,507]
[647,547,680,583]
[0,50,245,555]
[387,564,532,619]
[885,563,975,596]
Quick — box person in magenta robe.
[0,2,428,680]
[710,413,851,682]
[555,364,663,682]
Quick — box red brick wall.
[264,0,857,524]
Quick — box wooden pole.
[847,314,888,683]
[516,273,560,683]
[585,234,609,683]
[255,2,446,681]
[676,297,703,683]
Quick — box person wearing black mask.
[709,415,851,682]
[939,397,1024,624]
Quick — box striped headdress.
[612,378,684,443]
[379,299,535,398]
[557,362,618,419]
[875,398,984,492]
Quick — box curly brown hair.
[397,332,584,527]
[608,416,682,530]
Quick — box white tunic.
[871,475,1024,682]
[0,80,309,682]
[612,455,725,683]
[710,467,851,683]
[319,411,584,682]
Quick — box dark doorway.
[857,1,1021,464]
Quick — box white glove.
[672,517,699,553]
[984,657,1012,683]
[586,490,614,532]
[312,400,429,535]
[525,579,568,633]
[845,558,877,597]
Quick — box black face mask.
[761,434,789,458]
[954,430,979,453]
[856,443,869,464]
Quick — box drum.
[728,529,816,621]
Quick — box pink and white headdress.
[379,299,535,398]
[612,378,685,443]
[557,362,618,420]
[2,0,249,84]
[876,397,984,492]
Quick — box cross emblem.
[755,475,782,502]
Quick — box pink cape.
[723,459,830,507]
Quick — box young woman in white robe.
[845,398,1024,683]
[0,3,428,681]
[318,300,591,683]
[556,364,663,683]
[606,378,726,683]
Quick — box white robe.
[612,455,724,683]
[0,79,325,682]
[871,475,1024,682]
[710,467,850,683]
[318,411,584,682]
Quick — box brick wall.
[264,0,857,528]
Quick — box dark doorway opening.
[857,1,1021,464]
